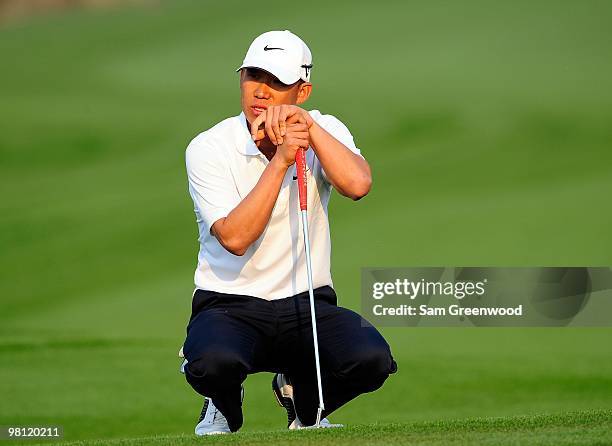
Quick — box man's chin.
[243,110,255,127]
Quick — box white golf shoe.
[180,347,242,436]
[194,397,231,436]
[193,385,246,435]
[179,347,188,374]
[272,373,343,430]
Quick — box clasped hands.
[250,105,315,168]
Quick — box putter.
[295,148,325,427]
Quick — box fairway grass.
[29,409,612,446]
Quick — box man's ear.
[296,82,312,105]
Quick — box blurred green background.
[1,0,611,443]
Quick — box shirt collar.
[236,112,263,156]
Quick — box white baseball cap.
[236,30,313,85]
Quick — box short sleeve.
[185,135,240,234]
[312,113,364,184]
[317,114,362,157]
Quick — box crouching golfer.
[182,30,397,435]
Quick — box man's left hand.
[251,105,314,146]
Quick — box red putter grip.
[295,148,307,211]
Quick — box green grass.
[1,0,611,444]
[26,410,612,445]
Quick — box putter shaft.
[300,209,325,425]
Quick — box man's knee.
[337,344,397,391]
[186,347,244,382]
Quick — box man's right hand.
[211,122,310,256]
[272,122,310,168]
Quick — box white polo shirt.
[185,110,362,300]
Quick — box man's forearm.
[212,157,288,256]
[309,122,372,200]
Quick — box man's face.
[240,68,310,124]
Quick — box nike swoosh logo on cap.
[264,45,284,51]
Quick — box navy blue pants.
[183,286,397,431]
